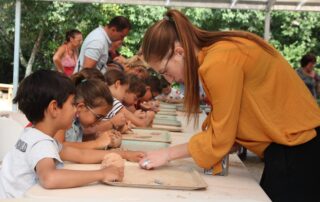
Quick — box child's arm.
[54,130,112,150]
[89,113,126,133]
[122,107,154,127]
[60,145,145,163]
[36,158,123,189]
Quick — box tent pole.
[12,0,21,111]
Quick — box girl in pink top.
[53,29,83,76]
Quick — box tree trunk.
[24,29,44,78]
[19,48,28,67]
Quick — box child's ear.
[47,100,59,118]
[115,80,121,88]
[76,102,86,111]
[174,46,185,57]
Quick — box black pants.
[260,128,320,202]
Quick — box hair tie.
[81,79,87,83]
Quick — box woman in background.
[296,53,319,99]
[53,29,83,76]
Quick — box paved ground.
[241,151,264,183]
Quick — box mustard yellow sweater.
[188,37,320,174]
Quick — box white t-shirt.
[105,98,123,119]
[75,26,112,74]
[0,128,63,198]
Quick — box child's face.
[140,87,152,102]
[123,92,138,106]
[162,86,171,95]
[77,103,111,128]
[59,95,77,129]
[116,84,129,101]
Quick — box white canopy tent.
[12,0,320,110]
[45,0,320,12]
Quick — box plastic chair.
[0,117,23,162]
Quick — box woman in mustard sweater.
[139,9,320,201]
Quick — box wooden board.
[159,104,177,109]
[154,114,178,121]
[151,124,183,132]
[104,163,207,190]
[122,129,171,143]
[157,111,177,116]
[158,108,177,112]
[121,140,170,151]
[153,119,182,127]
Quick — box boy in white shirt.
[0,70,132,198]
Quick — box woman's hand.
[139,149,170,170]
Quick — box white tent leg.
[13,0,21,111]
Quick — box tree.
[0,1,320,83]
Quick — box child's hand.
[101,153,124,183]
[111,113,126,130]
[122,151,146,162]
[146,111,155,126]
[95,131,112,149]
[100,166,124,183]
[101,153,124,168]
[134,110,146,119]
[119,123,130,134]
[139,102,151,111]
[109,130,122,148]
[126,121,135,129]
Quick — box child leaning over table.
[54,73,125,150]
[0,70,137,198]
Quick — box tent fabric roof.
[50,0,320,12]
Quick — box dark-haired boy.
[0,70,124,198]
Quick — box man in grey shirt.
[75,16,131,74]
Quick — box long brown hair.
[142,9,276,122]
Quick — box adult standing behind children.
[75,16,131,74]
[138,9,320,201]
[53,29,83,76]
[296,53,320,99]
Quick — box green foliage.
[1,1,320,83]
[270,11,320,67]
